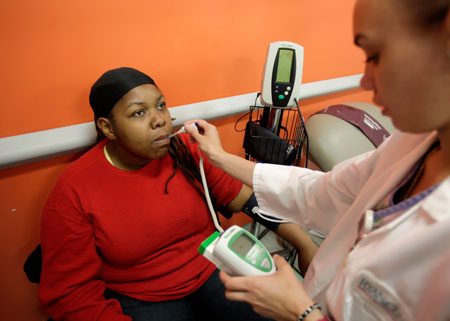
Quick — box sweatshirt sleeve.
[39,191,131,321]
[202,154,243,206]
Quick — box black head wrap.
[89,67,157,118]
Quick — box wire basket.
[243,104,308,167]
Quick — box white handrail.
[0,74,362,169]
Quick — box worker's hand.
[183,119,226,166]
[219,255,323,321]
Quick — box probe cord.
[256,211,289,224]
[199,151,224,233]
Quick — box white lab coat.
[253,131,450,321]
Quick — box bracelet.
[297,303,321,321]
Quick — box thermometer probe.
[168,122,199,139]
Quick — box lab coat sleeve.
[253,149,377,234]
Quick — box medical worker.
[185,0,450,320]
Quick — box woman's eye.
[158,102,166,109]
[133,110,145,117]
[365,54,379,64]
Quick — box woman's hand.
[219,255,323,321]
[183,119,226,167]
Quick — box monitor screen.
[231,233,255,256]
[276,49,294,83]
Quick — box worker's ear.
[96,117,116,140]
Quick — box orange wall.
[0,0,372,320]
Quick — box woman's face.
[353,0,450,133]
[108,84,173,164]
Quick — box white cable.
[199,155,224,233]
[255,210,290,224]
[175,123,223,233]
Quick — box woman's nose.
[360,64,374,91]
[150,113,166,129]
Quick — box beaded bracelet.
[297,303,321,321]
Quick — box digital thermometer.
[199,225,276,276]
[260,41,304,108]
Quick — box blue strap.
[374,183,440,222]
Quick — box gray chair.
[306,102,395,172]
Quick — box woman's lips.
[153,134,170,145]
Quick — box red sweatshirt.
[39,134,242,321]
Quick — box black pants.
[104,269,273,321]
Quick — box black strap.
[23,244,42,283]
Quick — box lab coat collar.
[347,131,438,221]
[330,131,439,253]
[420,176,450,222]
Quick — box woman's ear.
[96,117,116,140]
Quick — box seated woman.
[38,67,317,321]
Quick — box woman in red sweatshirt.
[39,67,316,321]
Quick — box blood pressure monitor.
[260,41,304,108]
[199,225,276,276]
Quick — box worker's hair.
[399,0,449,28]
[165,135,205,196]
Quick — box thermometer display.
[199,225,276,276]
